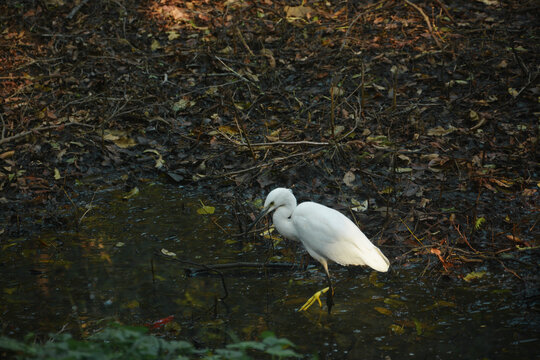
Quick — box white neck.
[272,196,299,241]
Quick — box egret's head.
[263,187,293,213]
[247,188,295,232]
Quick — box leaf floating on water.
[384,297,406,308]
[197,204,215,215]
[413,318,424,335]
[123,187,139,199]
[424,300,457,311]
[242,242,255,252]
[4,288,17,295]
[389,324,405,335]
[374,306,392,316]
[267,255,284,262]
[369,272,384,288]
[435,300,456,307]
[463,271,486,282]
[101,253,112,264]
[161,248,176,257]
[124,300,139,309]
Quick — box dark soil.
[1,0,538,296]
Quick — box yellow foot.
[298,287,330,311]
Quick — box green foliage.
[0,324,302,360]
[474,217,486,230]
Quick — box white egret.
[250,188,390,313]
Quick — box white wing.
[292,202,390,272]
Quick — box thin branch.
[433,0,456,25]
[405,0,443,48]
[214,56,257,87]
[0,122,94,146]
[400,218,425,245]
[155,250,229,301]
[217,129,329,147]
[235,26,255,56]
[233,116,256,160]
[339,0,390,52]
[189,261,296,275]
[0,113,5,140]
[217,151,313,178]
[66,0,90,19]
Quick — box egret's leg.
[324,268,334,314]
[298,262,335,313]
[298,287,330,311]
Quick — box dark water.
[1,183,538,359]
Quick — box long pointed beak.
[247,206,271,232]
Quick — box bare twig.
[218,151,313,178]
[215,56,257,87]
[497,260,523,280]
[0,122,94,146]
[451,222,478,253]
[512,46,529,77]
[217,129,329,147]
[433,0,457,25]
[330,85,336,138]
[156,250,229,301]
[400,218,425,245]
[405,0,443,48]
[235,26,255,56]
[189,261,296,275]
[339,0,389,52]
[66,0,90,19]
[0,113,5,140]
[79,189,98,224]
[233,116,256,160]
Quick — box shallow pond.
[1,183,538,359]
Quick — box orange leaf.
[506,234,522,243]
